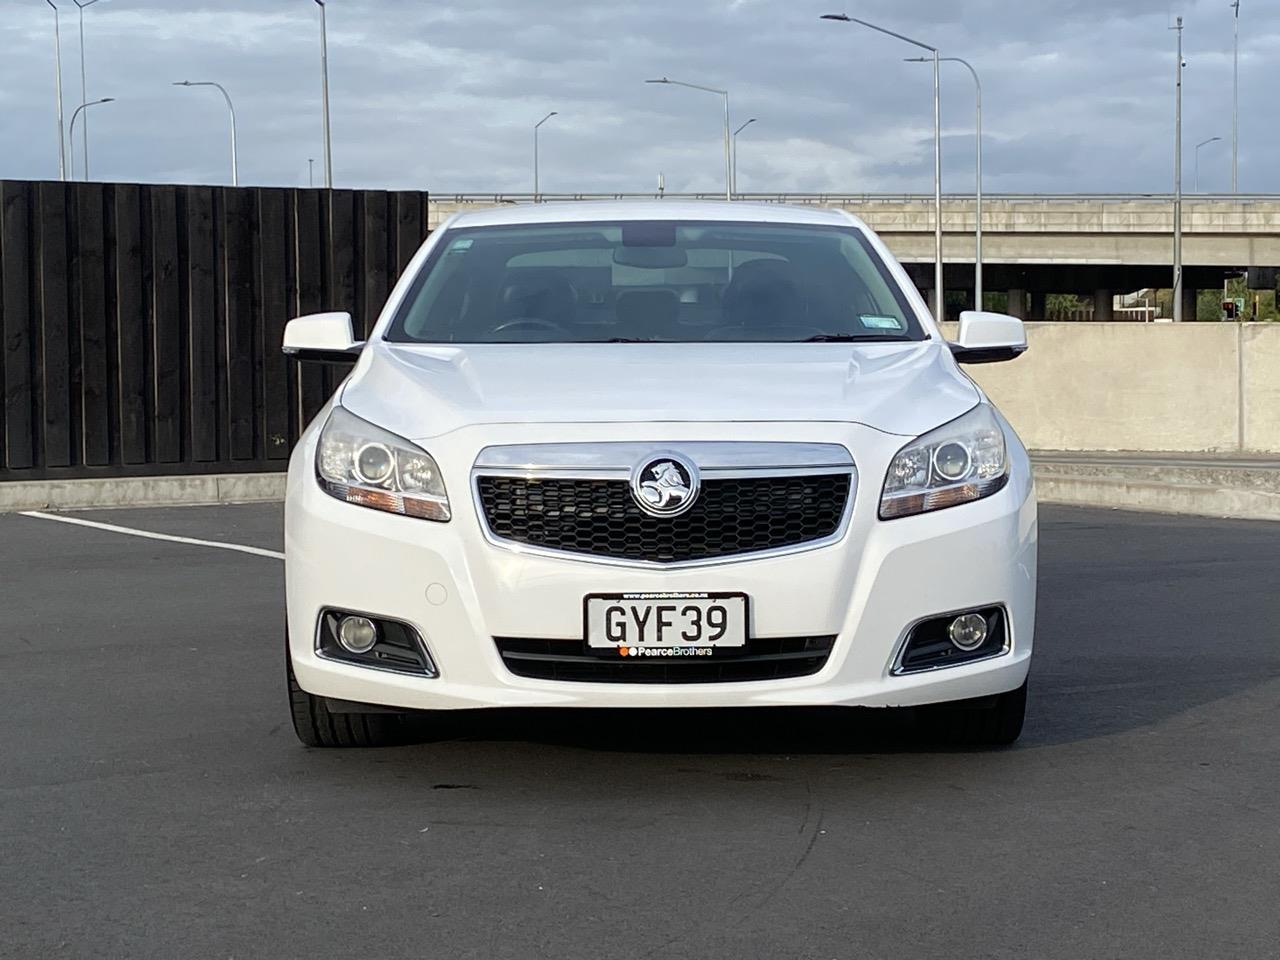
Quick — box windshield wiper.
[596,337,664,343]
[800,334,914,343]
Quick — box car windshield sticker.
[860,314,905,331]
[447,238,473,254]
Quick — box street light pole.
[1231,0,1240,193]
[732,118,757,198]
[823,14,944,325]
[45,1,67,181]
[1173,16,1185,323]
[173,81,238,186]
[723,90,731,202]
[909,56,982,310]
[1194,136,1222,193]
[645,78,732,201]
[534,111,558,201]
[71,0,100,179]
[308,158,315,187]
[68,96,113,181]
[314,0,333,188]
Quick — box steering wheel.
[488,317,570,338]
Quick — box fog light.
[947,613,988,651]
[337,615,378,654]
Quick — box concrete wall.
[872,198,1280,267]
[428,197,1280,267]
[941,322,1280,453]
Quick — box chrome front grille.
[472,442,856,567]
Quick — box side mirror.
[949,311,1028,365]
[282,312,364,364]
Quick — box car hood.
[340,341,980,441]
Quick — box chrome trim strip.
[470,444,858,569]
[887,604,1012,677]
[474,464,851,481]
[473,441,854,472]
[474,466,630,481]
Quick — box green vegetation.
[1194,279,1277,321]
[948,283,1278,321]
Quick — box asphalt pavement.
[2,503,1278,959]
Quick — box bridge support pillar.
[1181,285,1198,322]
[927,287,943,322]
[1007,288,1027,320]
[1094,289,1114,322]
[1030,291,1047,321]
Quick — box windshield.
[385,220,926,344]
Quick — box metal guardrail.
[436,192,1280,204]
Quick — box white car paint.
[343,341,980,442]
[285,201,1036,717]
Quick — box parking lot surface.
[3,504,1278,959]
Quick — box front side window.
[386,220,925,344]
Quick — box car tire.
[287,655,418,748]
[920,680,1027,748]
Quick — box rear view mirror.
[949,311,1027,365]
[283,312,364,364]
[613,247,689,269]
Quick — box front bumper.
[286,419,1037,710]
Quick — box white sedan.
[282,201,1036,748]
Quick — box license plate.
[584,593,748,653]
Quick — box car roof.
[446,200,868,231]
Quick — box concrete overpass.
[428,193,1280,319]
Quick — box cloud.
[1,0,1275,194]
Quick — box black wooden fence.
[0,180,430,480]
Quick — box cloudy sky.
[2,0,1277,196]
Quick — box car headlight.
[315,406,450,521]
[880,404,1009,520]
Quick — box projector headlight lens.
[354,443,395,485]
[881,404,1009,519]
[932,441,972,482]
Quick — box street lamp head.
[820,13,937,52]
[644,77,728,96]
[96,97,114,104]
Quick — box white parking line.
[19,510,285,560]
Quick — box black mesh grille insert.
[495,636,836,683]
[476,473,851,563]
